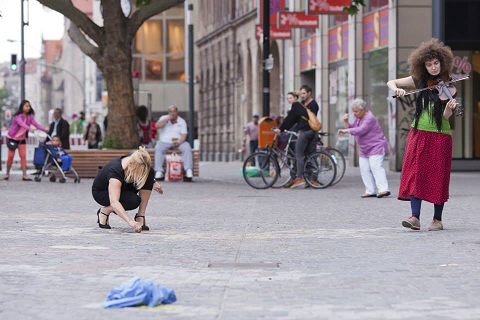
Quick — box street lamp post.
[262,0,270,117]
[20,0,28,101]
[187,4,194,148]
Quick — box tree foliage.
[343,0,366,15]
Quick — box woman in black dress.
[92,147,163,233]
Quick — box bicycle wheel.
[242,152,279,189]
[325,147,346,186]
[271,155,296,188]
[303,151,337,189]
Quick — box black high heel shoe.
[134,213,149,231]
[97,208,111,229]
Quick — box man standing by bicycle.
[275,85,319,189]
[243,114,260,155]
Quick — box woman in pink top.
[338,98,390,198]
[4,100,47,181]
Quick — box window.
[132,4,185,82]
[368,0,388,12]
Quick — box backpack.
[300,104,322,132]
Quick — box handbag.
[7,139,19,150]
[300,104,322,132]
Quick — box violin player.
[387,39,459,231]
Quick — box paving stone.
[0,162,479,319]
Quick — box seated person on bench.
[48,135,73,173]
[154,105,193,180]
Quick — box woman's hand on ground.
[395,88,406,97]
[153,182,163,194]
[129,220,142,233]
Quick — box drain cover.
[208,262,280,269]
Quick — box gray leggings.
[296,130,318,177]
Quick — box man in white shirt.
[154,105,193,180]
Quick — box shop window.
[132,4,185,82]
[363,48,389,140]
[167,20,185,54]
[144,21,163,54]
[329,64,349,156]
[369,0,388,11]
[145,56,164,81]
[167,57,185,81]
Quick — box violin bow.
[392,75,470,98]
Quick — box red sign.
[258,0,285,24]
[363,8,388,51]
[300,36,316,71]
[306,0,350,14]
[328,24,348,61]
[256,25,292,40]
[278,12,319,28]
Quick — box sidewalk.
[1,162,480,319]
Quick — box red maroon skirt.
[398,129,452,204]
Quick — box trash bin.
[258,117,277,149]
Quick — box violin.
[392,73,469,117]
[428,71,463,116]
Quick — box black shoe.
[97,208,111,229]
[377,191,391,198]
[22,177,32,181]
[134,213,149,231]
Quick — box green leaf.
[136,0,151,8]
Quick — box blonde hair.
[125,147,152,189]
[287,91,299,99]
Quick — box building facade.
[197,0,285,161]
[195,0,480,170]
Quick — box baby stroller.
[33,132,81,183]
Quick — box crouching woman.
[92,147,163,233]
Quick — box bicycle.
[242,130,337,189]
[316,132,346,186]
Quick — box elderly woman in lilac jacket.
[338,98,390,198]
[4,100,47,181]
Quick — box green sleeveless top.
[411,101,451,135]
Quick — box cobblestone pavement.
[1,162,480,320]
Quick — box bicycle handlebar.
[271,128,298,136]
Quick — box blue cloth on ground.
[102,277,176,308]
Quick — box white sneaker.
[185,169,193,178]
[155,171,164,179]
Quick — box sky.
[0,0,65,64]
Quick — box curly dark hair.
[408,38,453,83]
[408,39,453,132]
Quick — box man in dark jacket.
[47,108,70,149]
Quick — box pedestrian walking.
[338,99,390,198]
[92,147,163,233]
[387,38,458,231]
[83,114,102,149]
[274,86,319,189]
[3,100,47,181]
[243,114,260,155]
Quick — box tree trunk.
[100,0,138,148]
[103,64,138,148]
[100,44,138,148]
